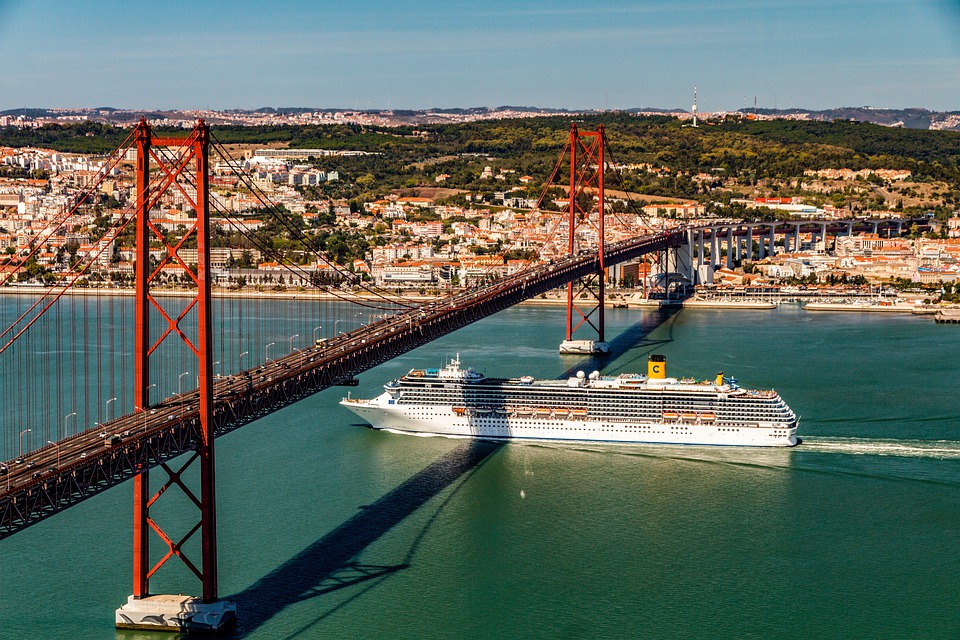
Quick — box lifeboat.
[515,408,534,416]
[476,406,493,416]
[681,412,697,421]
[701,413,717,422]
[570,409,588,417]
[662,411,679,419]
[452,407,467,416]
[493,408,508,416]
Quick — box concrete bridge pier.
[707,229,715,269]
[696,230,706,279]
[792,223,802,253]
[694,229,714,285]
[676,233,695,285]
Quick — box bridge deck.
[0,231,682,538]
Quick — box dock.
[935,308,960,324]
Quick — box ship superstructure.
[341,355,798,447]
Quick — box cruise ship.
[341,355,799,447]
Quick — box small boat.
[662,411,679,419]
[571,408,588,417]
[452,407,467,416]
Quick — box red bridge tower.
[114,120,236,633]
[559,123,611,355]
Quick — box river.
[1,303,958,639]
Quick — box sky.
[2,0,960,112]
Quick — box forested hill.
[4,113,960,183]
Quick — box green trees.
[5,112,960,222]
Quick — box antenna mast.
[692,85,698,128]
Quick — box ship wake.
[799,436,960,460]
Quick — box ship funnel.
[715,372,724,386]
[647,354,666,379]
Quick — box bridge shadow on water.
[226,307,679,637]
[229,439,502,638]
[559,306,683,378]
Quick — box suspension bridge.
[0,120,912,632]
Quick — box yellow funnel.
[715,372,724,386]
[648,355,666,379]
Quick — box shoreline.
[1,286,953,314]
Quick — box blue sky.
[1,0,959,112]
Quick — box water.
[1,303,958,638]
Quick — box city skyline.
[1,0,960,113]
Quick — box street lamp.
[105,397,117,422]
[144,383,157,433]
[19,428,31,458]
[178,371,190,420]
[334,312,363,337]
[213,361,220,378]
[64,411,77,440]
[313,325,322,344]
[239,351,249,371]
[289,334,299,355]
[47,440,61,469]
[265,342,275,363]
[145,383,158,407]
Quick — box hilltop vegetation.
[5,113,960,215]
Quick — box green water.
[1,304,958,639]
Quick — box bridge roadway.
[0,229,683,539]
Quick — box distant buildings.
[1,140,957,294]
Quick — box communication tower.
[692,85,699,128]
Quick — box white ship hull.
[559,339,611,355]
[342,394,798,447]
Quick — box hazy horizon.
[2,1,959,113]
